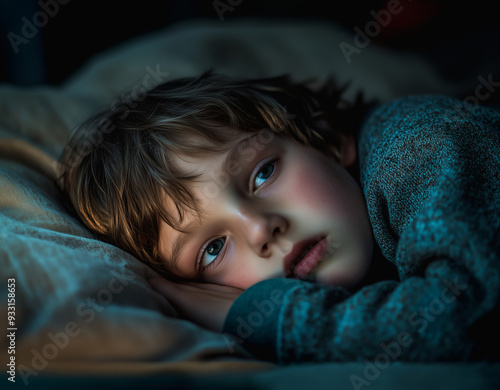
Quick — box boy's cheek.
[315,253,370,289]
[283,160,350,214]
[210,260,283,290]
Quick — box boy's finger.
[149,278,211,296]
[148,278,179,295]
[149,279,244,300]
[182,281,242,293]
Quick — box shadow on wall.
[0,0,499,87]
[0,0,46,84]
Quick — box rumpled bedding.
[1,18,499,388]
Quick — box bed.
[1,18,499,389]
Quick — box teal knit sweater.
[222,95,500,363]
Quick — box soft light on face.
[158,130,373,291]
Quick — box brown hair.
[58,71,372,276]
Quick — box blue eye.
[254,160,276,189]
[201,237,226,269]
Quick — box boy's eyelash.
[196,236,226,275]
[250,156,280,192]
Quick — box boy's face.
[158,130,373,291]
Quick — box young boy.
[59,72,500,364]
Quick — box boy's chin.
[274,261,369,291]
[314,266,368,291]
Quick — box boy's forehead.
[174,131,258,178]
[161,128,276,223]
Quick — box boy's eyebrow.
[220,133,260,177]
[170,220,199,271]
[170,230,192,270]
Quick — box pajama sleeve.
[222,95,500,364]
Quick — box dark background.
[1,0,499,87]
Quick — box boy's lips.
[283,236,327,278]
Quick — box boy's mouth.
[284,236,327,279]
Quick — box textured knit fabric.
[222,95,500,364]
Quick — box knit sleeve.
[223,95,500,364]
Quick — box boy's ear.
[338,134,357,168]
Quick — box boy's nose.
[241,212,288,257]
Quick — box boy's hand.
[149,278,244,333]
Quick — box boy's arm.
[223,264,479,363]
[223,95,500,363]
